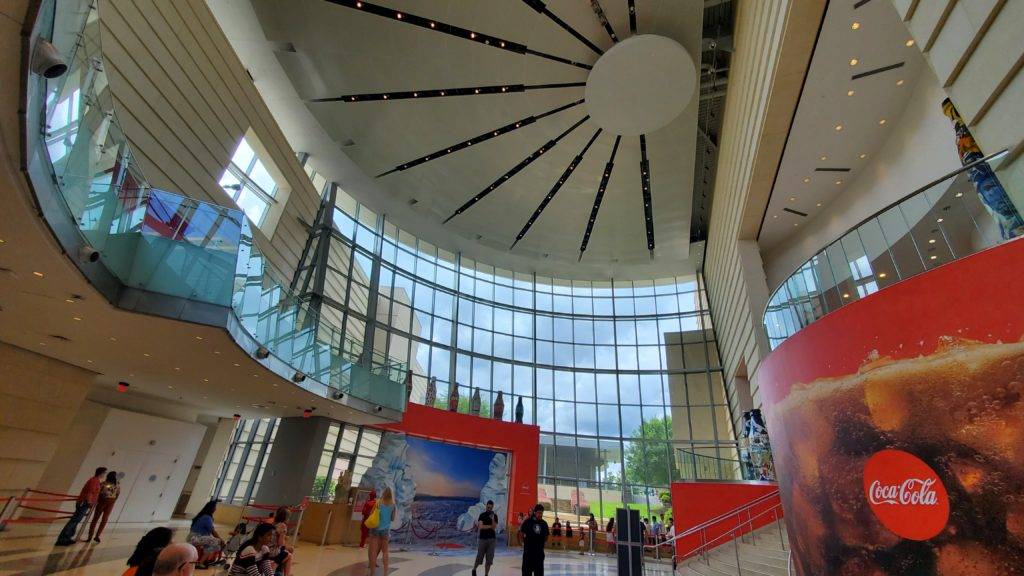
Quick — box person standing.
[519,504,549,576]
[56,466,106,545]
[360,490,377,549]
[652,515,663,543]
[87,470,120,543]
[366,487,396,576]
[472,500,498,576]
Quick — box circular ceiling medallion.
[584,34,696,136]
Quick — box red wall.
[376,403,540,519]
[670,481,781,559]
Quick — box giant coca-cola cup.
[768,338,1024,575]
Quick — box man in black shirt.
[473,500,499,576]
[519,504,549,576]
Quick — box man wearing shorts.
[472,500,498,576]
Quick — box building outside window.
[212,418,278,504]
[219,136,278,225]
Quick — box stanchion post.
[320,509,333,547]
[0,490,27,533]
[293,507,305,547]
[733,528,743,575]
[775,508,785,551]
[75,504,95,542]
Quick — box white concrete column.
[185,417,237,515]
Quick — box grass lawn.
[587,501,673,523]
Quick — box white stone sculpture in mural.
[456,452,509,534]
[359,432,417,526]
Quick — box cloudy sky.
[407,436,499,499]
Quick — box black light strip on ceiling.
[313,82,585,103]
[324,0,591,70]
[512,128,604,249]
[814,167,851,172]
[851,61,905,80]
[522,0,603,55]
[783,207,808,217]
[627,0,637,34]
[639,134,654,253]
[589,0,619,42]
[579,135,621,260]
[443,116,590,223]
[853,0,876,8]
[378,99,584,177]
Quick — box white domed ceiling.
[248,0,726,273]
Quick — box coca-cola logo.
[863,449,949,540]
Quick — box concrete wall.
[254,416,331,507]
[892,0,1024,209]
[761,70,962,289]
[703,0,825,423]
[97,0,321,280]
[0,343,93,498]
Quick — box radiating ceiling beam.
[312,82,584,103]
[522,0,603,55]
[640,134,654,254]
[579,135,621,260]
[443,116,591,223]
[512,128,603,249]
[377,99,584,177]
[324,0,591,70]
[589,0,619,43]
[627,0,637,34]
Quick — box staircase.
[678,524,790,576]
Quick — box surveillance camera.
[78,244,100,263]
[375,405,383,413]
[332,391,345,400]
[292,371,306,383]
[31,39,68,79]
[254,346,270,359]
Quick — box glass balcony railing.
[764,150,1023,350]
[676,435,776,482]
[28,0,407,413]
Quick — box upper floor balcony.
[763,149,1022,350]
[20,0,407,419]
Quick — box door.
[116,451,178,523]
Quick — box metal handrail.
[679,501,784,558]
[676,489,779,539]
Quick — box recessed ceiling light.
[843,293,850,299]
[772,214,778,219]
[835,180,843,185]
[803,177,811,183]
[834,124,843,131]
[847,90,855,97]
[233,363,241,367]
[878,272,887,278]
[32,271,44,277]
[86,359,93,363]
[73,316,82,321]
[168,385,174,390]
[788,196,796,202]
[928,238,936,244]
[930,255,937,260]
[820,155,828,161]
[816,202,823,207]
[878,119,887,125]
[859,153,867,159]
[0,238,5,243]
[109,337,117,342]
[937,218,944,223]
[203,378,209,382]
[793,223,799,227]
[195,336,203,340]
[851,22,861,30]
[896,79,905,86]
[849,58,859,66]
[174,366,181,371]
[143,353,151,357]
[955,192,963,198]
[906,39,915,47]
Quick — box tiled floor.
[0,522,654,576]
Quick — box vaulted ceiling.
[247,0,732,274]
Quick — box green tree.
[311,475,337,501]
[624,417,678,487]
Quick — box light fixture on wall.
[255,346,270,360]
[292,371,307,383]
[31,39,68,78]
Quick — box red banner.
[759,239,1024,575]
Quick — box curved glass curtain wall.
[300,166,737,521]
[764,150,1023,350]
[31,0,407,410]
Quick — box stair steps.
[679,524,790,576]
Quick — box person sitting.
[564,521,574,549]
[123,527,173,576]
[187,501,225,568]
[224,522,249,560]
[152,543,199,576]
[270,507,294,576]
[228,523,276,576]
